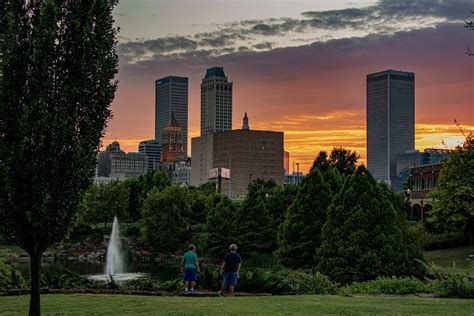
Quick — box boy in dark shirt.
[218,244,242,296]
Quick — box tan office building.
[191,115,284,198]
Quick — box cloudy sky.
[105,0,474,172]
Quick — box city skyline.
[103,0,473,173]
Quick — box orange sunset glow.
[102,0,473,173]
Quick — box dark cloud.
[119,36,198,60]
[253,42,273,50]
[117,0,472,63]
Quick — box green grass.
[0,294,473,315]
[425,246,474,274]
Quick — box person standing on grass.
[218,244,242,296]
[181,244,200,294]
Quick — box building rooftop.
[367,69,415,79]
[204,67,226,79]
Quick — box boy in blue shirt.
[218,243,242,296]
[181,244,200,293]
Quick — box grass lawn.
[0,294,473,315]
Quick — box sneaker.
[217,291,223,297]
[190,288,195,294]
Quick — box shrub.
[0,258,26,289]
[433,275,474,299]
[158,278,183,292]
[280,271,338,295]
[340,277,431,295]
[123,277,160,291]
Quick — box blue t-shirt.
[183,251,197,269]
[223,252,242,272]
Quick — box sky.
[104,0,474,173]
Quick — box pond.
[12,260,180,282]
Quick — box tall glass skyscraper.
[200,67,232,136]
[366,69,415,188]
[155,76,188,157]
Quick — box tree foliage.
[429,148,474,243]
[277,166,341,269]
[316,166,425,284]
[122,171,171,222]
[82,181,129,228]
[203,195,239,259]
[0,1,118,314]
[139,186,190,254]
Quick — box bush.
[340,277,431,295]
[280,271,338,295]
[157,278,183,292]
[123,277,160,291]
[0,257,26,289]
[433,275,474,298]
[197,266,337,295]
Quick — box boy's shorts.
[222,272,238,286]
[184,268,197,282]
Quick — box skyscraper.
[138,139,161,170]
[200,67,232,136]
[160,113,185,163]
[367,69,415,188]
[155,76,188,157]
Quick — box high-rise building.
[139,139,161,170]
[192,114,284,198]
[97,141,147,178]
[155,76,188,156]
[201,67,233,136]
[367,69,415,188]
[160,113,185,163]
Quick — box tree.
[123,178,141,222]
[203,195,239,259]
[429,148,474,243]
[316,166,424,284]
[140,186,190,254]
[237,196,274,256]
[266,184,298,229]
[276,167,340,269]
[329,147,359,177]
[121,171,171,223]
[0,1,118,314]
[82,181,129,228]
[311,147,359,178]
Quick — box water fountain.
[106,216,124,276]
[90,216,144,283]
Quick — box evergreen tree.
[203,196,239,259]
[276,167,340,268]
[237,195,275,256]
[316,166,424,284]
[329,147,359,177]
[0,1,118,314]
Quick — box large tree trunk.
[29,254,41,316]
